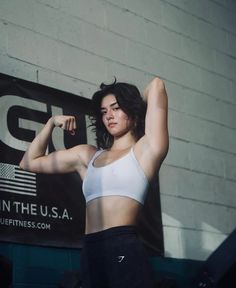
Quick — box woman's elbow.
[19,159,26,170]
[19,157,30,171]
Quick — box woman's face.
[100,94,133,138]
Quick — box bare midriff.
[85,196,142,234]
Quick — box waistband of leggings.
[84,225,137,243]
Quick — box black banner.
[0,73,91,248]
[0,73,164,255]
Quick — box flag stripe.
[15,174,35,180]
[0,187,36,196]
[15,168,35,176]
[0,179,36,188]
[0,177,36,184]
[0,183,36,192]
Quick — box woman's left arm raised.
[143,77,169,166]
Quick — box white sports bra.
[82,148,149,204]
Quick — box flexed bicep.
[20,148,77,174]
[19,116,78,173]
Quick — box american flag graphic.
[0,163,36,196]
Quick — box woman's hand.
[143,77,165,103]
[52,115,76,135]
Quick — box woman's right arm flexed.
[19,115,95,176]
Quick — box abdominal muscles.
[85,196,142,234]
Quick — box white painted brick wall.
[0,0,235,261]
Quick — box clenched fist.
[52,115,76,135]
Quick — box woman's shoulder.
[68,144,98,165]
[76,144,97,155]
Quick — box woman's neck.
[110,133,136,151]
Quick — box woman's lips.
[108,123,116,128]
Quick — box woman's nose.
[106,110,114,120]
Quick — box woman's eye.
[113,107,120,111]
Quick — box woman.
[20,77,169,288]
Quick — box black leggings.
[80,225,154,288]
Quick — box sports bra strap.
[89,149,104,166]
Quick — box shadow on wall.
[160,165,234,260]
[163,207,232,261]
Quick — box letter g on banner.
[0,95,47,151]
[0,95,65,152]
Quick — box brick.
[169,109,236,154]
[0,54,38,82]
[35,34,60,71]
[0,21,7,54]
[163,56,201,91]
[213,0,227,7]
[0,0,34,29]
[58,43,107,84]
[164,138,191,170]
[145,21,164,50]
[125,40,149,71]
[214,51,236,81]
[37,69,96,99]
[159,164,220,204]
[7,24,39,66]
[106,61,149,92]
[215,180,236,207]
[225,0,236,10]
[83,23,127,64]
[230,82,236,106]
[166,82,236,129]
[209,1,236,33]
[124,0,162,24]
[142,46,166,77]
[35,0,61,9]
[164,82,189,111]
[215,206,236,234]
[195,19,228,54]
[162,226,184,258]
[164,227,226,260]
[105,0,125,8]
[32,1,62,38]
[200,70,234,104]
[162,211,181,228]
[182,229,227,260]
[125,40,166,77]
[192,202,232,234]
[207,1,227,27]
[208,232,231,254]
[189,143,225,177]
[161,195,197,229]
[224,153,236,181]
[60,0,106,28]
[164,0,211,21]
[105,4,147,44]
[7,24,59,71]
[163,226,227,260]
[227,32,236,57]
[58,15,85,49]
[180,37,215,71]
[161,1,197,39]
[145,21,182,59]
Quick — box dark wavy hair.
[90,79,146,149]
